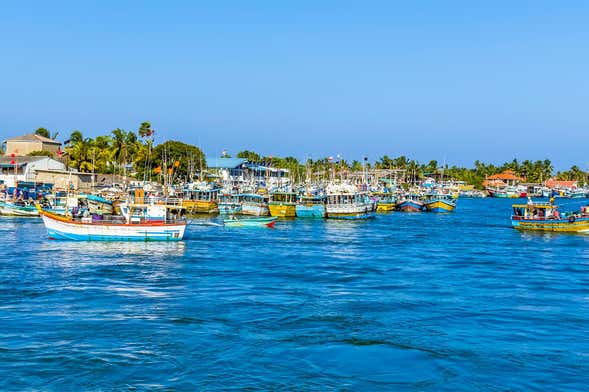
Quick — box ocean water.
[1,198,588,391]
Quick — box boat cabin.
[119,203,185,224]
[184,188,219,202]
[512,203,560,220]
[270,192,297,204]
[219,193,240,203]
[298,195,326,205]
[239,194,266,204]
[326,193,369,205]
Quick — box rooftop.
[207,157,247,169]
[4,133,62,145]
[487,170,522,181]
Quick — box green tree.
[150,140,206,183]
[35,127,50,138]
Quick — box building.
[0,156,66,188]
[2,133,62,157]
[205,157,291,188]
[483,170,524,188]
[34,169,94,191]
[544,179,578,190]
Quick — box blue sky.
[1,1,588,169]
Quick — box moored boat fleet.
[3,173,589,239]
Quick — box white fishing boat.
[238,194,269,216]
[37,203,186,241]
[325,183,375,219]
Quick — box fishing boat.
[182,187,219,213]
[0,200,39,216]
[375,193,396,212]
[239,194,269,216]
[325,184,375,219]
[567,189,586,199]
[295,195,326,218]
[424,192,456,213]
[511,202,589,232]
[218,193,242,214]
[268,192,297,217]
[488,186,520,198]
[223,216,276,228]
[395,194,424,212]
[37,203,186,241]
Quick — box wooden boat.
[268,192,297,217]
[395,194,424,212]
[424,193,456,213]
[375,193,396,213]
[325,185,375,220]
[0,200,39,216]
[488,187,520,198]
[37,203,186,241]
[511,202,589,232]
[223,216,276,228]
[296,195,326,218]
[181,188,219,213]
[239,194,269,216]
[568,190,586,199]
[218,193,242,214]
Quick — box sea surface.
[1,198,588,391]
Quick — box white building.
[0,156,65,188]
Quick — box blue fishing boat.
[395,194,424,212]
[296,195,326,218]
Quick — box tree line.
[28,127,588,187]
[31,123,206,183]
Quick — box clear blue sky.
[1,1,588,170]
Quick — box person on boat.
[527,196,533,206]
[549,196,555,205]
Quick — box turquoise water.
[1,198,588,390]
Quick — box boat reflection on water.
[36,240,187,266]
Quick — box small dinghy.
[223,216,276,228]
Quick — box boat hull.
[224,217,276,228]
[424,199,456,213]
[326,203,375,219]
[40,212,185,241]
[0,202,39,216]
[182,200,219,214]
[240,203,269,216]
[376,202,396,212]
[295,204,326,218]
[511,217,589,232]
[268,203,296,217]
[395,200,423,212]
